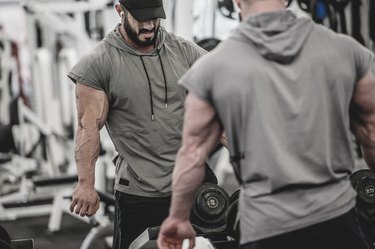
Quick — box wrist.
[78,177,95,186]
[169,205,191,221]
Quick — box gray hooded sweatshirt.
[180,10,373,244]
[68,25,206,197]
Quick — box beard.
[123,18,159,47]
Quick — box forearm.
[169,146,206,220]
[74,125,101,186]
[74,83,109,186]
[169,123,222,220]
[168,94,222,220]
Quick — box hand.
[157,216,196,249]
[69,183,100,217]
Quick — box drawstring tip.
[165,103,168,109]
[151,115,155,121]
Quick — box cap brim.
[128,6,166,22]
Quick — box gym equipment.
[0,124,16,154]
[204,163,219,185]
[351,0,366,45]
[229,189,239,204]
[351,169,375,206]
[0,225,11,246]
[9,239,35,249]
[370,0,375,46]
[129,225,238,249]
[330,0,350,34]
[196,38,221,52]
[190,183,230,233]
[226,189,240,240]
[350,169,375,247]
[0,96,70,221]
[32,174,83,233]
[217,0,236,19]
[0,225,35,249]
[130,230,216,249]
[0,155,45,221]
[80,182,239,249]
[128,226,160,249]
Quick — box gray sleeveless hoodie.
[180,10,373,243]
[68,25,206,197]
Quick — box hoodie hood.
[232,10,313,63]
[103,24,168,120]
[103,24,166,56]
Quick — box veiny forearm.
[169,146,206,220]
[74,83,109,186]
[169,94,223,221]
[74,125,101,185]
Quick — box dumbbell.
[226,189,240,240]
[350,169,375,206]
[350,169,375,231]
[0,225,11,249]
[190,183,230,233]
[229,189,240,204]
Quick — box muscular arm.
[70,82,109,216]
[350,71,375,171]
[158,94,223,249]
[171,94,223,219]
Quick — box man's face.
[123,10,160,47]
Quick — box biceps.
[76,83,109,129]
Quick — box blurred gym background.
[0,0,374,248]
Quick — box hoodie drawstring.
[157,49,168,109]
[139,50,168,121]
[140,56,155,120]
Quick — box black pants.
[240,208,371,249]
[112,191,171,249]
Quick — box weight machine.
[0,96,73,221]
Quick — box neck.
[241,1,285,20]
[119,25,155,53]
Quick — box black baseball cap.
[119,0,166,22]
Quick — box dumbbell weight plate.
[191,183,230,230]
[350,169,374,188]
[356,176,375,205]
